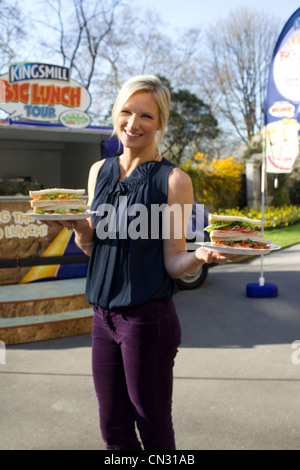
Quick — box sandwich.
[29,188,89,214]
[205,214,272,249]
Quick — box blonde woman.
[52,75,233,450]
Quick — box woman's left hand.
[195,246,245,264]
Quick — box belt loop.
[105,311,116,333]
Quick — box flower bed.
[214,205,300,229]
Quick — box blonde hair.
[112,75,170,146]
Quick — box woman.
[50,75,234,450]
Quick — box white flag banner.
[265,118,300,173]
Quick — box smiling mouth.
[124,129,142,138]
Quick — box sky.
[131,0,300,33]
[24,0,300,32]
[21,0,300,63]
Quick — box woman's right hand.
[43,217,94,253]
[43,217,90,233]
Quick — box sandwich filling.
[32,192,82,201]
[33,207,86,215]
[212,238,269,249]
[205,221,255,232]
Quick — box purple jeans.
[91,297,181,450]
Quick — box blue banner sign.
[264,8,300,173]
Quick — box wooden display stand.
[0,197,92,344]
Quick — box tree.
[94,12,203,120]
[14,1,203,122]
[0,0,26,72]
[199,8,281,146]
[35,0,122,90]
[161,81,219,165]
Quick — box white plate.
[196,242,281,255]
[28,211,97,221]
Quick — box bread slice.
[29,188,85,197]
[208,214,261,226]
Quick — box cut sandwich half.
[29,188,89,214]
[205,214,272,249]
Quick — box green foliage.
[159,77,219,164]
[289,180,300,205]
[242,140,263,160]
[181,154,245,211]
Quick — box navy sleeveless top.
[85,156,178,309]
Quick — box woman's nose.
[127,114,139,130]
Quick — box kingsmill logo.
[0,340,6,365]
[8,62,70,84]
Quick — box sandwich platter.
[29,211,98,221]
[197,242,281,256]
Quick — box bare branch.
[201,8,281,144]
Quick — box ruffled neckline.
[113,157,162,185]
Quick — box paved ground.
[1,245,300,450]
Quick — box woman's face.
[117,91,161,153]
